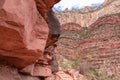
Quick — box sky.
[53,0,105,11]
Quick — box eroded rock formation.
[55,13,120,77]
[0,0,48,69]
[1,0,120,79]
[0,0,61,79]
[0,0,59,68]
[55,0,120,27]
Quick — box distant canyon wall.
[55,13,120,76]
[55,0,120,27]
[55,0,120,76]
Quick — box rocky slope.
[0,64,87,80]
[55,13,120,78]
[55,0,120,78]
[55,0,120,27]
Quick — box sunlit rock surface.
[0,0,60,78]
[0,0,49,68]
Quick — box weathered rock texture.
[0,65,40,80]
[0,0,59,69]
[79,14,120,76]
[55,0,120,27]
[56,13,120,77]
[35,0,60,19]
[0,0,61,79]
[0,0,48,68]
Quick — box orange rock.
[0,0,60,69]
[35,0,60,19]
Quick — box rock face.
[0,0,48,68]
[0,0,62,79]
[55,13,120,77]
[55,1,120,77]
[35,0,60,18]
[79,14,120,75]
[0,0,60,69]
[55,0,120,27]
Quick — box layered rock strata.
[55,13,120,76]
[55,0,120,27]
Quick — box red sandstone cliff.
[0,0,60,68]
[54,0,120,79]
[0,0,61,79]
[55,13,120,79]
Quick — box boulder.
[0,0,60,69]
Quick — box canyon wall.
[55,0,120,78]
[55,0,120,27]
[0,0,120,79]
[56,13,120,77]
